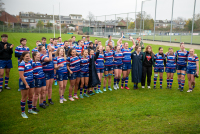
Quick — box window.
[78,16,81,19]
[30,19,34,23]
[22,19,29,22]
[61,21,64,23]
[40,15,42,17]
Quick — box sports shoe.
[18,89,21,91]
[169,86,172,89]
[116,84,119,89]
[103,88,106,91]
[60,99,63,103]
[160,86,163,89]
[166,86,169,89]
[147,86,151,89]
[95,90,99,94]
[79,94,84,99]
[142,86,145,89]
[39,104,46,109]
[108,88,112,91]
[48,100,54,105]
[28,110,38,114]
[121,86,124,89]
[21,113,28,118]
[43,102,49,107]
[178,86,181,90]
[69,97,75,101]
[32,108,39,112]
[134,86,137,90]
[73,95,79,99]
[98,90,103,93]
[83,94,90,97]
[54,81,57,86]
[153,86,156,89]
[180,88,184,92]
[187,89,193,92]
[4,86,11,90]
[63,98,67,101]
[113,84,117,90]
[125,86,129,90]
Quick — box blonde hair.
[55,47,66,60]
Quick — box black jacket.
[0,41,13,60]
[88,51,100,88]
[87,46,96,52]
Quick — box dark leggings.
[141,66,152,86]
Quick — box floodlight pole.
[105,15,106,37]
[59,3,61,37]
[170,0,174,43]
[140,1,143,38]
[135,0,137,34]
[191,0,196,45]
[115,14,116,36]
[153,0,157,41]
[53,5,55,38]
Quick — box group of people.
[0,33,199,119]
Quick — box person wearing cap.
[105,35,115,48]
[0,34,14,92]
[135,37,145,52]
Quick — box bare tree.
[87,11,95,26]
[0,0,5,11]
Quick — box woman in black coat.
[131,46,143,89]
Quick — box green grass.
[0,33,200,133]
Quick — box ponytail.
[19,52,29,63]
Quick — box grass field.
[0,33,200,133]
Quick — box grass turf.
[0,33,200,133]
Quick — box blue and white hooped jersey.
[15,45,30,61]
[30,60,45,79]
[104,51,114,66]
[176,50,189,66]
[187,55,199,70]
[57,42,64,47]
[154,53,166,68]
[32,47,39,54]
[166,52,177,69]
[96,53,104,69]
[75,45,82,53]
[18,60,34,82]
[40,54,54,72]
[52,45,60,58]
[114,51,123,65]
[53,57,68,73]
[66,56,81,72]
[80,56,90,73]
[68,45,75,49]
[121,47,133,63]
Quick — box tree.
[87,11,95,26]
[61,24,66,28]
[0,0,5,11]
[36,20,44,28]
[46,21,53,28]
[185,19,196,31]
[128,22,135,29]
[69,24,75,27]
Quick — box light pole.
[170,0,174,43]
[153,0,157,41]
[191,0,196,45]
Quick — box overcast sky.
[3,0,200,21]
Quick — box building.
[0,11,20,25]
[155,20,185,29]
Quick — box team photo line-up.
[0,33,199,119]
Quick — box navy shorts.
[122,63,131,71]
[154,68,164,73]
[34,78,46,88]
[44,70,54,80]
[104,66,113,71]
[68,71,81,80]
[187,69,196,74]
[80,72,89,78]
[114,64,123,70]
[56,73,68,81]
[96,68,104,73]
[0,60,13,69]
[19,80,34,90]
[165,68,176,73]
[176,65,187,71]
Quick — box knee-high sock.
[167,78,169,86]
[125,77,128,87]
[160,78,163,86]
[154,76,157,86]
[121,78,125,87]
[181,80,185,89]
[21,100,26,113]
[170,78,173,87]
[27,100,32,111]
[0,78,3,89]
[5,77,9,86]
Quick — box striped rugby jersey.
[104,51,114,66]
[15,45,30,61]
[113,51,123,65]
[187,55,199,70]
[30,60,45,79]
[95,53,104,69]
[154,53,166,68]
[80,56,90,73]
[176,50,189,66]
[75,45,82,54]
[31,47,39,54]
[53,57,68,73]
[40,53,54,72]
[166,52,177,69]
[18,60,34,82]
[66,56,81,72]
[121,47,133,63]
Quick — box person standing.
[0,34,14,92]
[135,37,145,52]
[141,45,155,89]
[105,35,115,48]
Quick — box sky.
[3,0,200,21]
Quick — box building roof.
[19,12,60,20]
[69,14,82,16]
[0,11,20,23]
